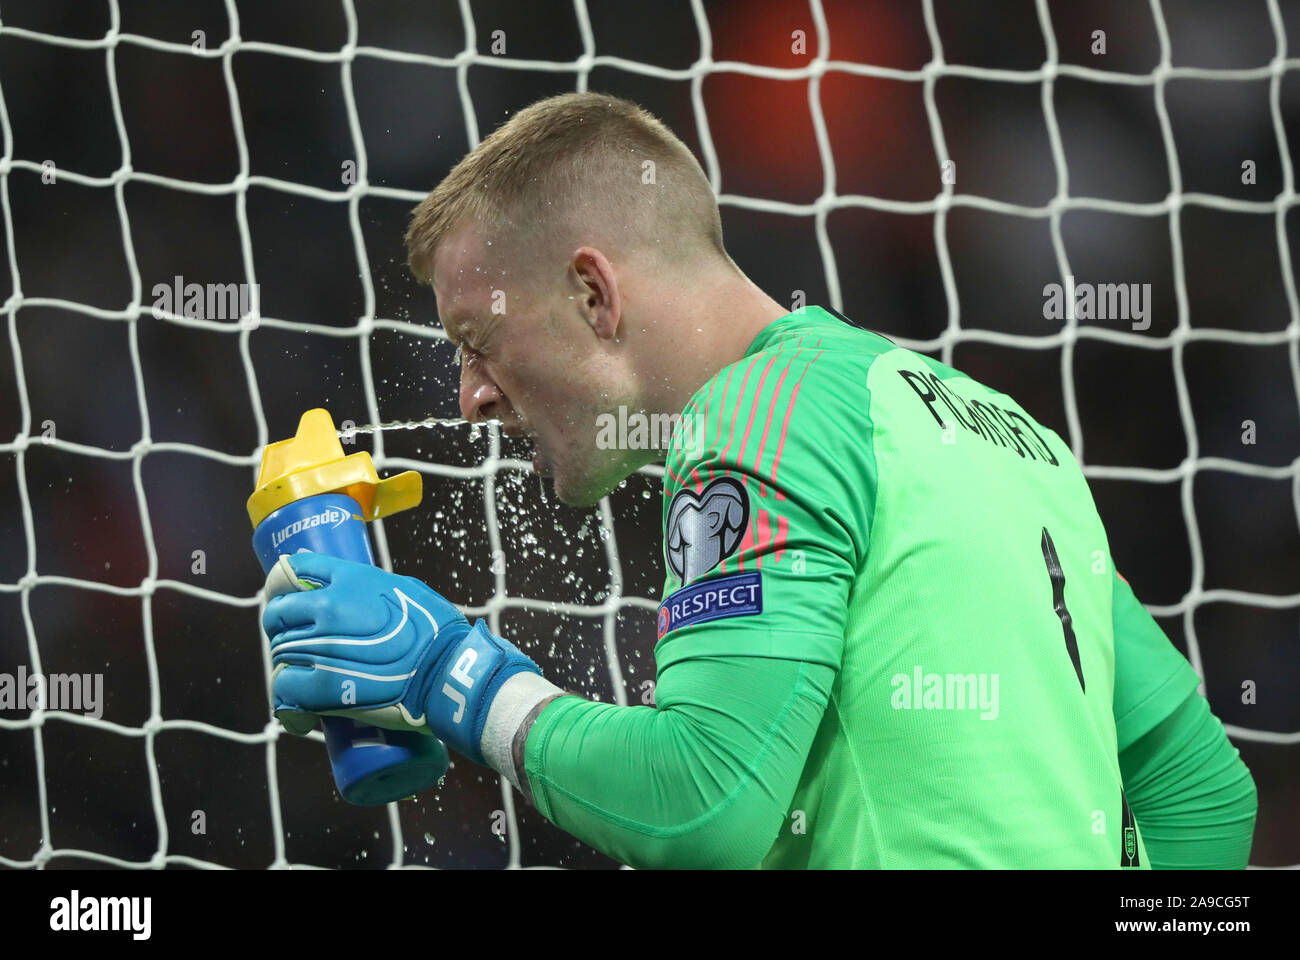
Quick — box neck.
[630,265,790,457]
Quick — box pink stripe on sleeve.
[707,362,739,485]
[718,353,763,470]
[735,353,780,477]
[769,349,825,500]
[753,347,805,497]
[756,508,772,569]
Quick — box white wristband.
[481,671,566,793]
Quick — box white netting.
[0,0,1296,869]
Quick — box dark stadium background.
[0,0,1296,869]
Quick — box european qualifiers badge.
[659,476,760,639]
[664,476,749,584]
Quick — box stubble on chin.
[548,445,625,508]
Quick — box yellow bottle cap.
[246,408,422,530]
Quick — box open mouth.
[496,414,545,475]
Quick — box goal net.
[0,0,1295,869]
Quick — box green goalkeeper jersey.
[653,305,1200,868]
[524,305,1215,868]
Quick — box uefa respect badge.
[657,571,763,639]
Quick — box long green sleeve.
[1119,689,1258,869]
[524,655,834,869]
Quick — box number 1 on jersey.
[1041,527,1085,692]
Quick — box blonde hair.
[404,92,726,283]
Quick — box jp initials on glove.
[262,551,541,765]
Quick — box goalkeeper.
[262,93,1257,868]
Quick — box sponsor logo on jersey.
[665,476,749,583]
[657,571,762,638]
[271,506,350,549]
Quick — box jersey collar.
[743,305,843,357]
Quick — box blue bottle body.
[253,493,449,805]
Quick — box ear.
[571,246,622,341]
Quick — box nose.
[459,361,504,424]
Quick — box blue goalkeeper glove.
[261,551,542,766]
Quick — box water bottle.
[248,409,449,805]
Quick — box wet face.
[430,224,639,506]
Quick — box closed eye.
[451,339,479,363]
